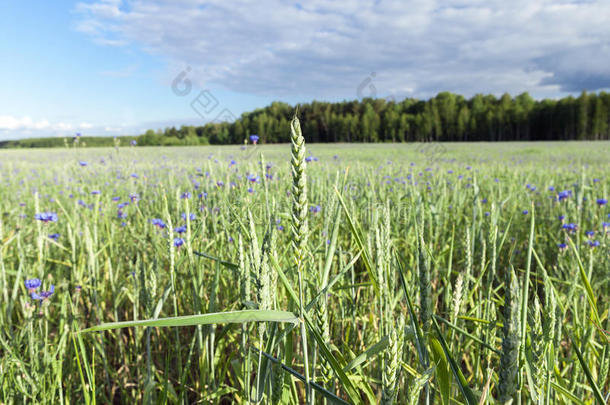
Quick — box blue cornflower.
[587,240,600,248]
[181,192,192,199]
[557,243,567,251]
[247,174,259,183]
[173,237,185,247]
[585,230,594,238]
[25,278,41,291]
[548,186,555,191]
[151,218,166,229]
[484,212,490,217]
[305,156,314,163]
[131,173,139,178]
[130,193,139,202]
[522,210,529,215]
[112,196,120,202]
[48,233,60,240]
[35,212,58,223]
[558,215,565,221]
[91,190,101,195]
[131,140,137,146]
[217,181,224,187]
[248,187,254,193]
[79,161,88,167]
[557,190,572,201]
[597,198,608,206]
[249,134,259,144]
[175,225,187,234]
[309,205,321,214]
[229,160,237,167]
[118,211,127,219]
[31,285,54,302]
[181,213,196,221]
[562,223,578,232]
[117,202,129,209]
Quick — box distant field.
[0,140,608,403]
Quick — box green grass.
[0,140,608,404]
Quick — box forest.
[139,90,610,145]
[2,90,609,148]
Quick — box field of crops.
[0,123,608,404]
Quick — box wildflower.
[173,237,185,248]
[522,210,529,215]
[112,196,120,202]
[309,205,321,214]
[481,198,487,204]
[217,181,224,187]
[91,190,101,195]
[118,211,127,219]
[175,225,187,234]
[249,134,259,144]
[585,230,594,238]
[25,278,41,291]
[35,212,58,223]
[131,140,137,146]
[557,243,567,252]
[31,285,54,302]
[117,202,129,210]
[558,215,565,222]
[75,132,81,137]
[597,198,608,206]
[48,233,60,240]
[151,218,166,229]
[229,159,237,167]
[131,173,139,179]
[587,240,600,248]
[181,192,192,199]
[548,186,555,191]
[557,190,572,201]
[484,212,490,217]
[79,161,88,166]
[277,225,284,231]
[248,187,254,193]
[129,193,139,203]
[562,223,578,233]
[181,213,196,221]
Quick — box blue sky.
[2,0,610,140]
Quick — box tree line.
[2,90,609,148]
[140,90,610,145]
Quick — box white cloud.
[74,0,610,99]
[0,116,129,140]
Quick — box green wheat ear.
[290,112,308,267]
[498,268,521,404]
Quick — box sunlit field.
[0,137,608,404]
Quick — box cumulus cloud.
[74,0,610,99]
